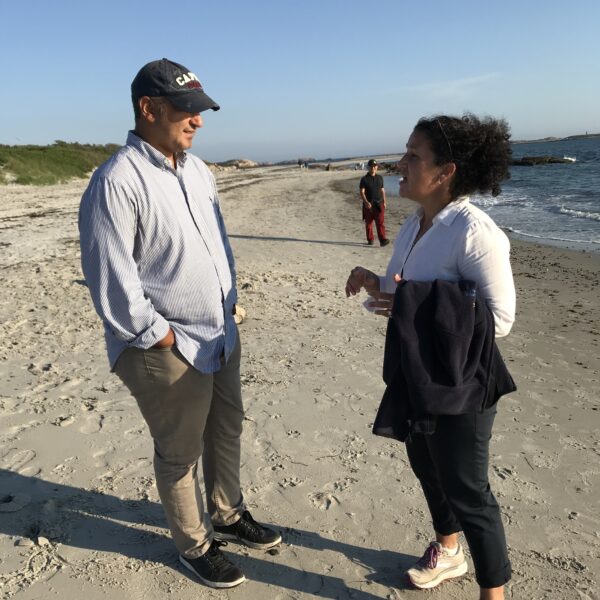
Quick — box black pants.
[405,407,511,588]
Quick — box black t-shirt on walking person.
[360,173,385,207]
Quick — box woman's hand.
[363,274,402,317]
[365,290,395,318]
[345,266,380,297]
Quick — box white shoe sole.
[408,560,468,589]
[213,531,282,550]
[179,555,246,589]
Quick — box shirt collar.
[126,131,188,170]
[415,196,470,226]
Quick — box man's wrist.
[153,327,175,348]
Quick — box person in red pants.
[360,159,389,246]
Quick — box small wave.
[471,195,529,208]
[472,196,500,207]
[563,155,577,162]
[507,227,600,245]
[554,206,600,222]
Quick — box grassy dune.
[0,141,120,185]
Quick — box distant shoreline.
[285,134,600,165]
[2,133,598,185]
[512,133,600,144]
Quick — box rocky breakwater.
[210,159,260,172]
[512,156,575,166]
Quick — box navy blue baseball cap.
[131,58,220,113]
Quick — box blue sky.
[1,0,599,162]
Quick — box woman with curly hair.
[345,114,515,599]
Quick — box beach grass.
[0,141,120,185]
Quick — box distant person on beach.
[360,159,389,246]
[78,58,280,589]
[345,114,516,600]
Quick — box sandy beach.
[1,165,599,600]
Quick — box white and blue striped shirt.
[79,131,238,373]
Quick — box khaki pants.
[114,332,245,558]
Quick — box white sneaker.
[406,542,468,589]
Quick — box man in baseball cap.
[131,58,220,114]
[79,59,281,589]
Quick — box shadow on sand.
[1,469,415,597]
[229,233,368,248]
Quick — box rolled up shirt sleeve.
[79,176,170,348]
[459,221,516,338]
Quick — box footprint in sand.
[0,493,31,513]
[279,476,303,489]
[0,449,37,473]
[6,419,43,437]
[309,491,340,510]
[80,413,104,434]
[81,400,96,412]
[98,457,153,485]
[123,427,144,439]
[51,415,75,427]
[114,457,152,478]
[92,446,116,468]
[493,465,517,480]
[332,477,358,492]
[97,413,123,432]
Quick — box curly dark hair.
[414,113,512,199]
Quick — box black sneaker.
[367,240,375,245]
[213,510,282,549]
[179,540,245,589]
[380,239,390,247]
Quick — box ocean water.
[384,137,600,253]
